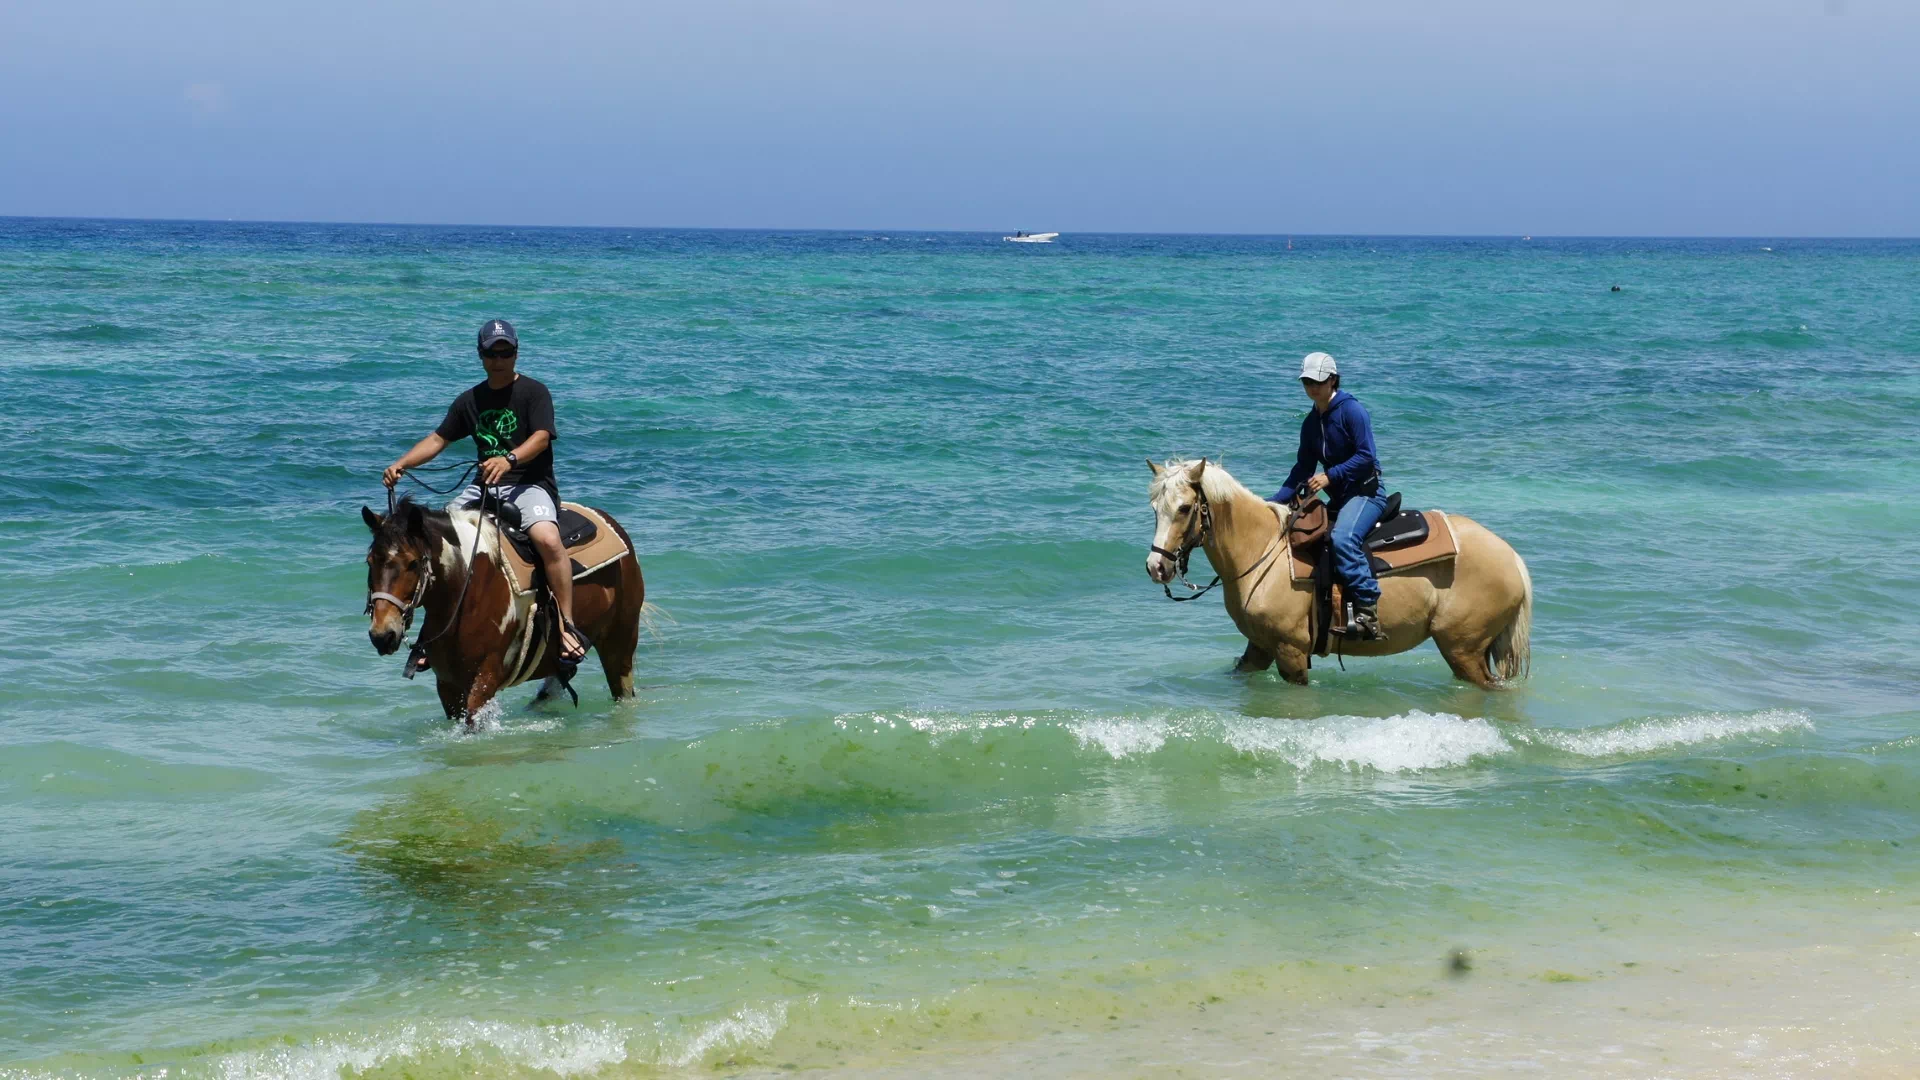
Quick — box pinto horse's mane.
[371,495,457,554]
[1149,458,1258,510]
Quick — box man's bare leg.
[529,521,584,661]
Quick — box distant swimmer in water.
[1610,285,1622,292]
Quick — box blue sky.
[3,0,1916,234]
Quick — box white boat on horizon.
[1004,232,1058,243]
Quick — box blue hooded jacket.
[1271,390,1381,509]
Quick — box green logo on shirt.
[476,408,519,457]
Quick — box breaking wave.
[1514,708,1812,758]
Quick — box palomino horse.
[1146,458,1531,688]
[362,496,646,723]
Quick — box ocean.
[4,219,1919,1078]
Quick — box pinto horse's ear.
[401,500,428,538]
[362,506,383,533]
[1147,458,1164,477]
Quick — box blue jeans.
[1330,492,1389,607]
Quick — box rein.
[1154,486,1284,603]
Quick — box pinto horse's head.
[362,498,445,655]
[1145,457,1211,584]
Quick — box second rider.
[1271,351,1389,641]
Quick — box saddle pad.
[498,502,631,596]
[1289,510,1459,581]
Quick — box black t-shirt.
[435,375,559,497]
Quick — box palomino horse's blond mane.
[1148,458,1262,513]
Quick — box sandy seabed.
[733,924,1920,1079]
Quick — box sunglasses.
[481,345,518,359]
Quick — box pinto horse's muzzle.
[369,624,403,655]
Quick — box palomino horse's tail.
[1489,552,1533,682]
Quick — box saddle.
[488,502,632,596]
[1281,492,1460,658]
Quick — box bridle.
[365,552,434,634]
[1152,480,1284,603]
[363,477,495,679]
[1152,484,1220,601]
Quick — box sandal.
[559,619,591,666]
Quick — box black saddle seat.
[492,503,601,575]
[1358,492,1428,576]
[1364,492,1428,552]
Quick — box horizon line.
[2,213,1917,243]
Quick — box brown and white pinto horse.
[362,497,645,724]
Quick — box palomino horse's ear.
[362,506,383,533]
[1186,458,1207,484]
[1147,458,1164,477]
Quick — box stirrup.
[1351,604,1386,642]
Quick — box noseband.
[365,557,433,633]
[1152,486,1220,602]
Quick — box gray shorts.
[448,483,559,532]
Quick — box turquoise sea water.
[4,219,1920,1077]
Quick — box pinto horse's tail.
[1490,552,1533,683]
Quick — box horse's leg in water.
[532,676,564,703]
[598,638,636,700]
[1233,642,1274,674]
[461,661,506,725]
[435,678,463,721]
[594,540,645,701]
[594,595,639,700]
[1272,642,1312,686]
[1433,629,1498,690]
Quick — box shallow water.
[4,221,1919,1077]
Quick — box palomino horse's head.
[1145,458,1212,584]
[361,498,449,656]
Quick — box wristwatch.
[505,452,519,468]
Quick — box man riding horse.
[381,319,588,667]
[1269,352,1389,641]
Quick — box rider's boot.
[1351,602,1387,641]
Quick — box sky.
[3,0,1918,235]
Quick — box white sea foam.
[1071,716,1169,759]
[1518,708,1812,758]
[895,712,1038,738]
[420,700,566,742]
[193,1005,790,1080]
[1225,711,1512,773]
[836,707,1811,777]
[210,1019,630,1080]
[658,1003,788,1067]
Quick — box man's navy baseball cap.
[477,319,518,350]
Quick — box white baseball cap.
[1298,352,1338,381]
